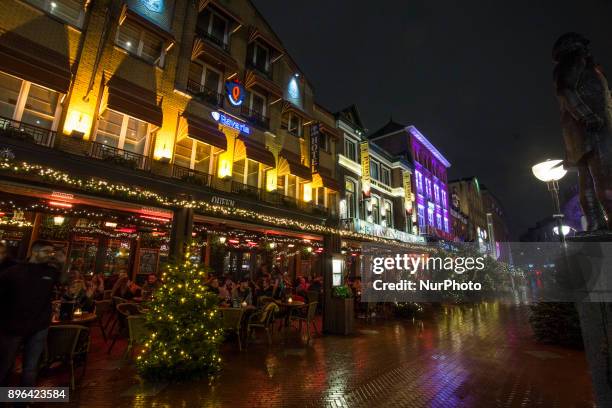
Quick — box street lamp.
[532,159,567,243]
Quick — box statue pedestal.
[568,233,612,407]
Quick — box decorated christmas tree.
[136,244,223,381]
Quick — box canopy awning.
[182,114,227,150]
[236,136,275,168]
[0,31,71,93]
[278,149,311,181]
[192,37,239,78]
[245,69,282,100]
[312,167,340,191]
[106,76,163,127]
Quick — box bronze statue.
[553,33,612,231]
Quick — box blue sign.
[141,0,164,13]
[211,111,250,135]
[225,81,246,106]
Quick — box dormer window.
[282,111,302,137]
[199,9,229,49]
[248,42,270,75]
[116,20,166,67]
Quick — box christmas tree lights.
[136,244,223,380]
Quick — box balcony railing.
[0,115,55,147]
[187,79,224,108]
[0,119,331,218]
[246,61,272,80]
[196,29,230,52]
[240,105,270,129]
[90,142,150,170]
[171,164,214,188]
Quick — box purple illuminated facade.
[369,122,452,240]
[408,126,452,240]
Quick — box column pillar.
[169,207,194,262]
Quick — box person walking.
[0,240,66,386]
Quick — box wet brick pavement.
[27,303,593,408]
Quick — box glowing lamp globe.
[553,225,571,236]
[532,159,567,182]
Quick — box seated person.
[141,273,161,299]
[62,279,95,313]
[206,277,220,295]
[231,278,252,306]
[111,273,141,300]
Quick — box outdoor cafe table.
[275,301,306,329]
[51,312,97,326]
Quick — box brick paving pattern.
[27,303,593,408]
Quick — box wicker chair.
[41,325,90,389]
[246,302,279,347]
[220,308,245,350]
[125,315,149,359]
[107,303,141,354]
[93,300,112,341]
[289,302,318,342]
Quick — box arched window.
[371,195,380,224]
[383,200,393,228]
[345,178,357,219]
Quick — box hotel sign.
[360,141,370,197]
[310,123,320,171]
[211,111,250,135]
[403,172,413,213]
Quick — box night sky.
[253,0,612,238]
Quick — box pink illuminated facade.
[369,121,452,241]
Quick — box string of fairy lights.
[0,159,429,251]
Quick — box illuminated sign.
[360,141,370,197]
[310,123,320,171]
[141,0,164,13]
[225,80,246,106]
[403,172,413,214]
[211,111,250,135]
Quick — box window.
[381,166,391,186]
[319,132,329,152]
[441,190,447,208]
[26,0,85,28]
[415,170,423,193]
[249,91,266,116]
[248,42,270,74]
[344,138,357,161]
[345,179,357,219]
[116,20,165,67]
[173,139,216,174]
[434,184,440,204]
[436,213,442,230]
[0,71,61,132]
[96,110,150,155]
[425,178,432,199]
[383,201,393,228]
[427,207,434,226]
[282,112,303,137]
[370,161,379,180]
[418,205,425,229]
[371,196,380,224]
[328,192,337,215]
[200,9,228,47]
[316,187,325,206]
[444,217,449,233]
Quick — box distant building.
[368,120,452,241]
[335,106,421,244]
[481,185,511,261]
[448,177,490,252]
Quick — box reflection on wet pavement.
[38,303,593,408]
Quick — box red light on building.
[49,201,73,208]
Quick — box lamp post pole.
[546,179,565,244]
